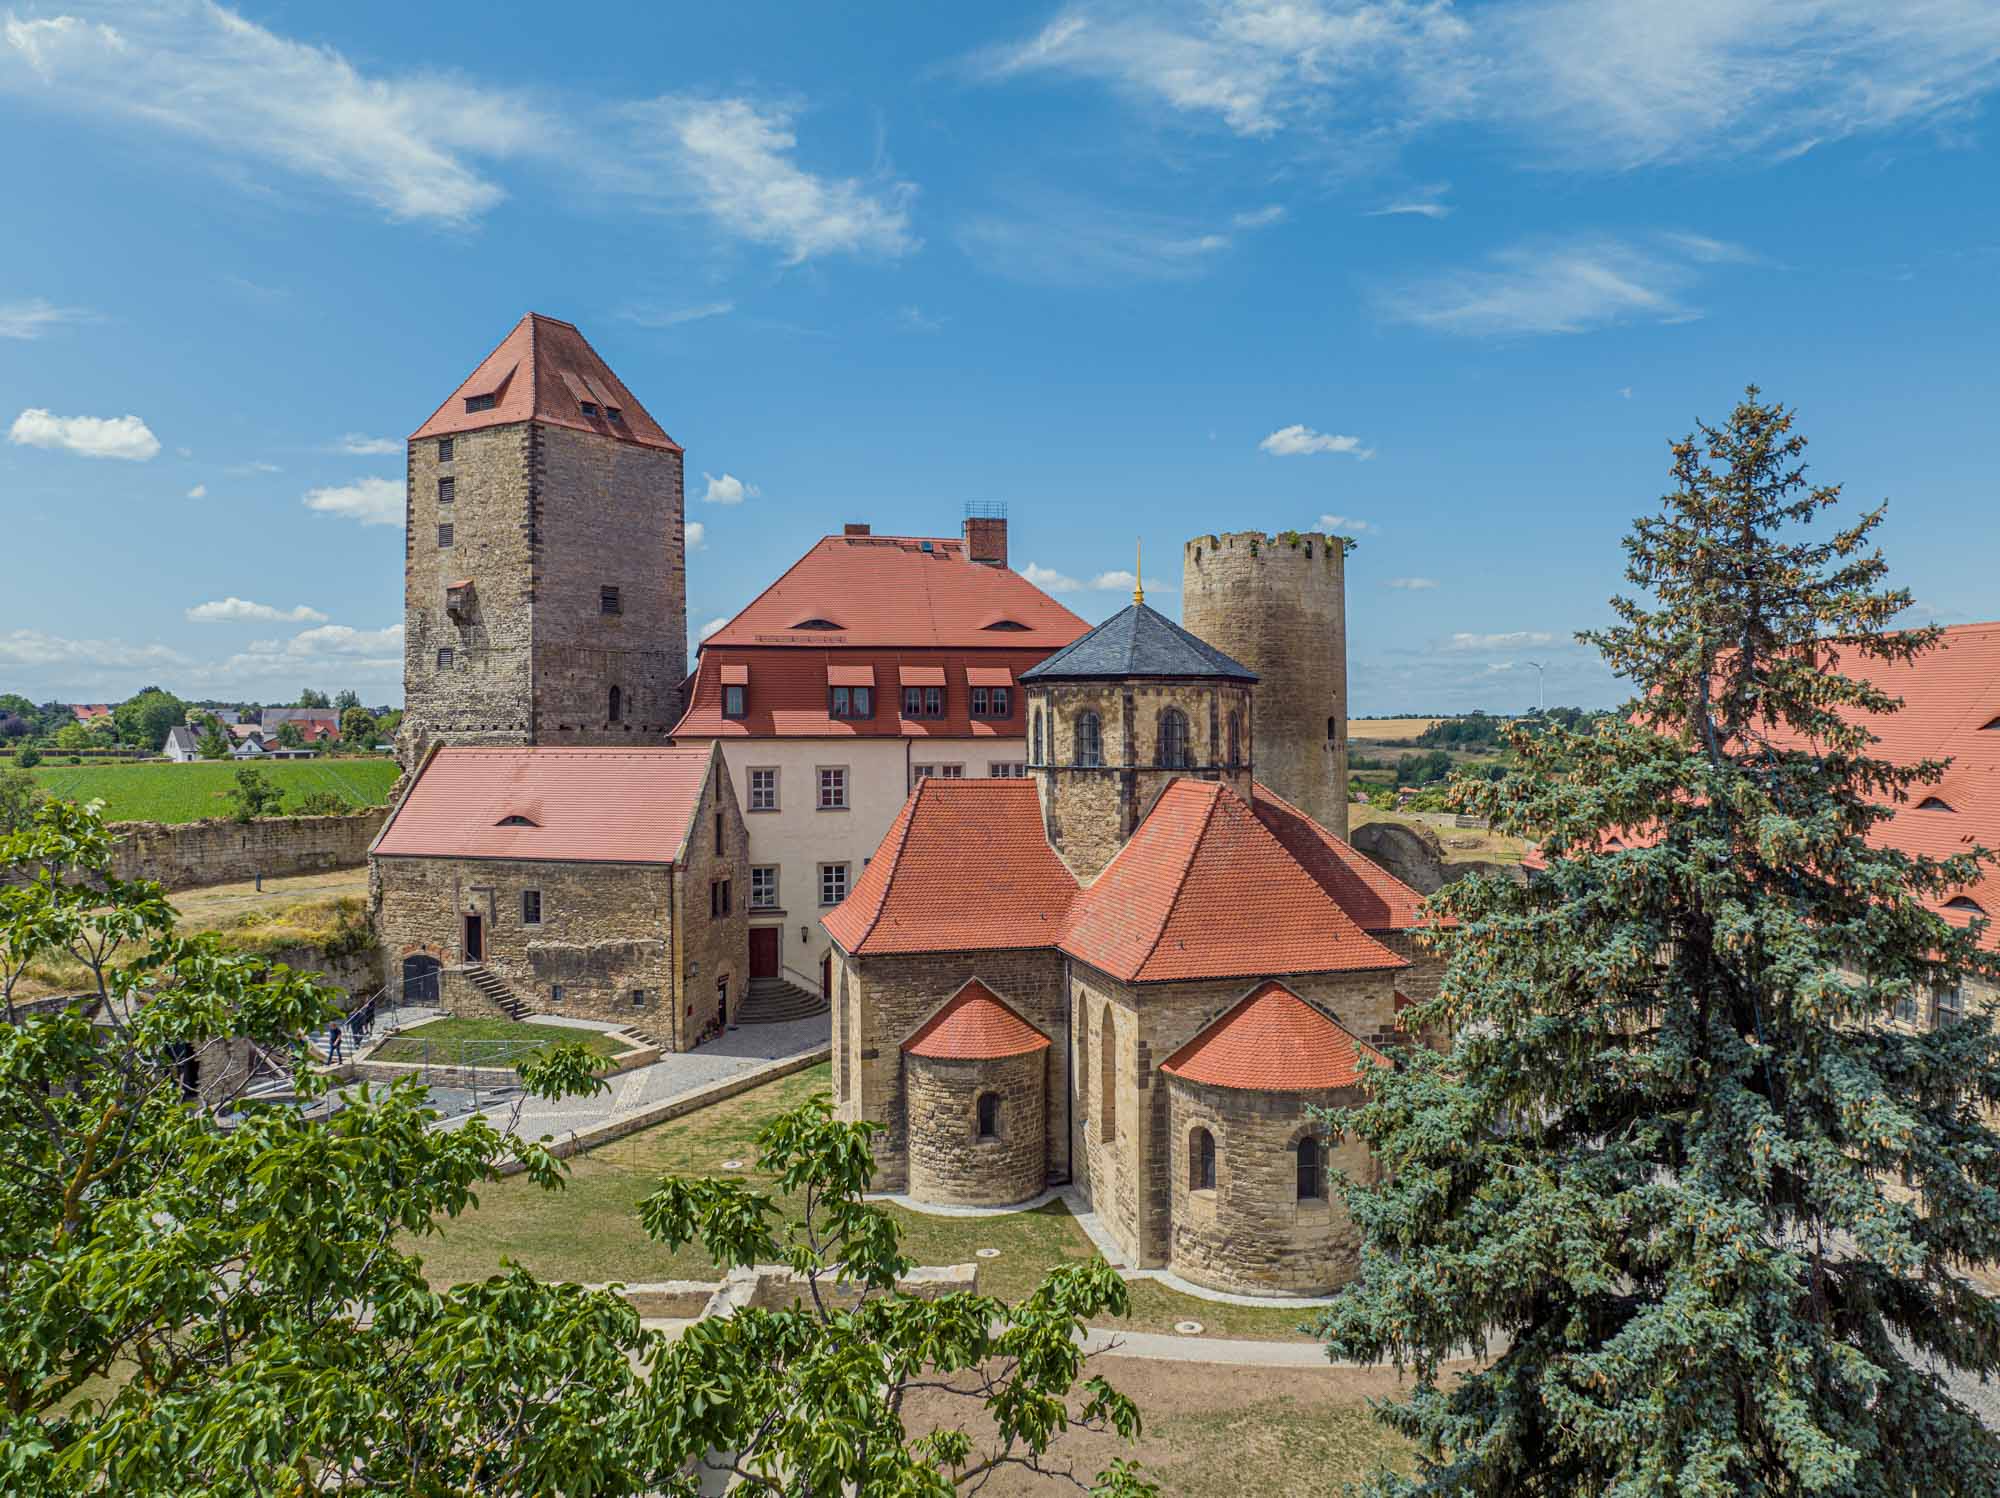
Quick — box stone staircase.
[736,975,827,1026]
[462,963,530,1021]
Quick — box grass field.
[29,758,399,823]
[409,1061,1323,1341]
[372,1017,627,1065]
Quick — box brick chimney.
[963,515,1008,567]
[844,523,871,536]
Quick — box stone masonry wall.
[832,947,1069,1191]
[1182,531,1349,840]
[108,810,388,890]
[373,855,675,1028]
[532,423,687,742]
[669,750,749,1048]
[905,1050,1047,1207]
[1030,678,1255,881]
[1072,962,1399,1270]
[1167,1074,1376,1294]
[402,423,536,762]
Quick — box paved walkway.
[461,1011,829,1142]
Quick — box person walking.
[348,1006,365,1051]
[326,1020,343,1063]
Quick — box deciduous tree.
[1322,389,2000,1495]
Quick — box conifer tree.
[1323,389,2000,1494]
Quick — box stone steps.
[737,976,826,1026]
[463,963,529,1021]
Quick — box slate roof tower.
[400,314,688,763]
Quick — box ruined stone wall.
[831,946,1068,1191]
[905,1049,1047,1207]
[1182,531,1348,839]
[670,751,749,1047]
[372,854,675,1027]
[1029,678,1254,881]
[1166,1074,1376,1294]
[532,423,687,742]
[402,424,536,762]
[1071,962,1399,1269]
[108,810,388,890]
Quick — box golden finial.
[1134,539,1144,606]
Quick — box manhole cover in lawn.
[720,1159,745,1170]
[1173,1320,1205,1336]
[976,1248,1002,1259]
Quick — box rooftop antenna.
[1133,538,1144,606]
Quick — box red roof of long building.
[372,745,713,864]
[902,979,1051,1060]
[1161,981,1389,1091]
[1250,783,1440,932]
[1059,780,1408,983]
[697,533,1087,651]
[672,647,1053,740]
[821,779,1078,955]
[410,313,680,452]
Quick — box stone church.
[822,594,1444,1297]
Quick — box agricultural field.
[1346,717,1443,742]
[27,758,399,823]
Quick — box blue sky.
[3,1,1997,713]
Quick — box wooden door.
[820,952,832,1001]
[464,913,483,962]
[750,927,779,979]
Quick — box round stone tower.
[1181,531,1348,839]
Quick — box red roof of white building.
[1161,981,1389,1091]
[902,979,1051,1060]
[373,745,715,864]
[410,313,680,453]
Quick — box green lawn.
[410,1062,1323,1341]
[30,757,400,823]
[371,1017,627,1065]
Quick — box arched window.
[1326,715,1337,742]
[1227,712,1242,767]
[1296,1136,1323,1201]
[1098,1009,1116,1143]
[1158,707,1191,769]
[977,1092,1001,1139]
[1075,710,1103,768]
[1031,708,1044,766]
[608,685,622,724]
[1189,1127,1215,1191]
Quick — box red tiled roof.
[1061,780,1408,983]
[1250,783,1442,932]
[70,704,111,721]
[822,779,1078,955]
[672,647,1054,740]
[1161,980,1390,1091]
[373,745,713,864]
[902,979,1051,1060]
[697,533,1087,650]
[409,313,680,452]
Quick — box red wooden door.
[750,927,779,979]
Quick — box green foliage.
[113,687,187,751]
[0,693,35,722]
[12,746,40,769]
[288,789,352,817]
[297,688,330,709]
[1416,712,1505,750]
[52,723,89,753]
[227,765,282,823]
[1321,389,2000,1494]
[274,720,305,749]
[195,720,231,760]
[339,706,377,746]
[0,770,43,835]
[333,689,360,713]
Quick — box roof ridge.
[854,777,927,950]
[408,312,531,442]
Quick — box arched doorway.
[402,954,441,1005]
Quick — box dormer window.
[497,814,538,828]
[1918,797,1955,811]
[723,684,747,718]
[795,618,843,631]
[606,406,623,422]
[1984,716,2000,731]
[465,394,497,413]
[1945,897,1988,915]
[581,401,599,417]
[982,619,1030,632]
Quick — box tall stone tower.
[400,314,687,765]
[1181,530,1349,839]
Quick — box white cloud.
[685,520,706,551]
[1366,182,1451,218]
[625,96,917,263]
[0,3,549,225]
[1386,576,1437,589]
[8,407,159,461]
[1020,562,1084,594]
[1232,203,1287,229]
[186,484,207,499]
[700,472,758,505]
[0,628,189,670]
[0,297,90,339]
[1087,569,1175,594]
[1448,630,1554,650]
[187,597,329,625]
[622,300,736,328]
[227,460,282,475]
[336,434,400,455]
[1318,513,1376,534]
[698,617,729,642]
[302,476,402,526]
[1376,235,1745,337]
[207,622,404,687]
[1261,425,1373,458]
[958,187,1276,286]
[1022,562,1172,594]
